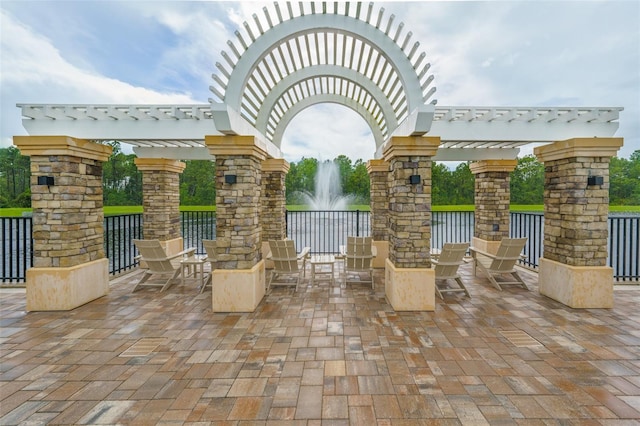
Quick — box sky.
[1,0,638,163]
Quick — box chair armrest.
[167,247,196,261]
[468,247,495,260]
[298,247,311,260]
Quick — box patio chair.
[469,237,529,291]
[432,242,471,299]
[267,240,310,291]
[200,239,216,293]
[133,239,196,292]
[342,236,375,288]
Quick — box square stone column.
[261,158,290,266]
[14,136,112,311]
[535,137,623,308]
[134,158,186,256]
[367,159,389,268]
[381,136,440,311]
[469,160,517,254]
[206,135,268,312]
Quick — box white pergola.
[17,2,622,160]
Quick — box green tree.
[102,141,142,206]
[431,162,451,205]
[510,155,544,204]
[346,159,370,204]
[450,162,474,204]
[610,150,640,205]
[180,160,216,205]
[0,146,31,207]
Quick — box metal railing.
[1,210,639,284]
[104,214,143,275]
[1,217,32,283]
[610,215,640,281]
[286,210,370,254]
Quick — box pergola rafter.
[210,2,435,150]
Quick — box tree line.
[1,144,639,207]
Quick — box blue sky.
[1,1,638,162]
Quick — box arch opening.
[281,103,375,162]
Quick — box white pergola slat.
[18,104,622,161]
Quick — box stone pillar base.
[372,241,388,269]
[261,241,274,269]
[26,258,109,311]
[539,257,613,308]
[385,258,435,311]
[211,260,266,312]
[471,237,501,255]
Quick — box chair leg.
[511,272,529,290]
[455,277,470,297]
[161,268,183,292]
[132,272,152,292]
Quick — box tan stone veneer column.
[205,135,267,312]
[261,158,289,267]
[469,160,518,254]
[14,136,112,311]
[134,158,186,256]
[534,137,623,308]
[367,159,389,268]
[382,136,440,311]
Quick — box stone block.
[26,258,109,311]
[538,257,613,308]
[384,258,435,311]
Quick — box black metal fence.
[2,210,639,284]
[286,210,370,254]
[1,217,32,283]
[104,214,143,275]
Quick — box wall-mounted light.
[224,174,237,184]
[409,175,421,185]
[492,224,500,232]
[587,176,603,186]
[37,176,55,186]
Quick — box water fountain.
[302,161,353,210]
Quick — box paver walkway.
[1,262,639,424]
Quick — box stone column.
[134,158,186,256]
[261,158,289,267]
[13,136,112,311]
[469,160,517,254]
[367,159,389,269]
[205,135,267,312]
[382,136,440,311]
[534,137,623,308]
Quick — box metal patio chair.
[432,242,470,299]
[267,240,310,291]
[133,239,196,292]
[469,237,529,291]
[342,236,375,288]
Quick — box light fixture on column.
[409,175,421,185]
[37,176,55,186]
[587,175,603,186]
[224,174,237,184]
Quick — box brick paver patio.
[1,262,639,424]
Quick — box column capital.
[366,159,388,173]
[134,158,186,173]
[382,136,440,161]
[534,137,623,163]
[13,136,112,162]
[469,159,518,175]
[205,135,268,161]
[262,158,290,174]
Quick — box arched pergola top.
[209,2,436,147]
[272,93,386,149]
